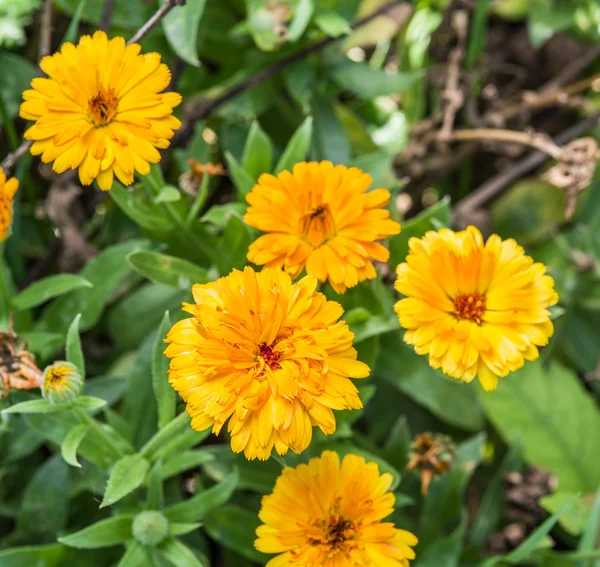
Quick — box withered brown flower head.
[406,432,457,496]
[0,323,42,400]
[179,159,226,196]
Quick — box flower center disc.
[88,88,118,126]
[259,342,282,369]
[298,204,336,247]
[324,514,355,548]
[453,293,486,325]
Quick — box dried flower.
[179,158,225,196]
[406,432,457,496]
[0,325,42,399]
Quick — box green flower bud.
[41,362,82,404]
[132,510,169,547]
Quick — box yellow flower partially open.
[0,168,18,242]
[255,450,418,567]
[20,31,181,191]
[165,267,370,460]
[394,226,558,391]
[244,161,401,293]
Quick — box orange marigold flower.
[0,168,18,242]
[165,267,370,460]
[19,30,181,191]
[244,161,401,294]
[394,226,558,391]
[255,450,418,567]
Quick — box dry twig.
[100,0,117,32]
[127,0,187,45]
[39,0,54,61]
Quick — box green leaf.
[17,455,69,537]
[491,179,566,244]
[154,185,182,204]
[275,116,313,173]
[117,541,151,567]
[504,497,577,564]
[225,151,257,198]
[62,0,87,44]
[0,545,66,567]
[165,470,239,523]
[329,59,421,99]
[147,459,164,510]
[242,121,273,180]
[287,0,313,41]
[377,333,485,431]
[578,487,600,565]
[66,313,85,380]
[139,411,193,461]
[389,196,451,267]
[203,505,267,563]
[470,444,522,547]
[127,250,208,290]
[74,396,107,411]
[3,399,66,414]
[61,423,89,468]
[0,53,37,126]
[247,0,283,51]
[162,0,206,66]
[157,537,208,567]
[417,519,466,567]
[59,516,133,548]
[314,11,351,36]
[101,455,150,508]
[201,202,247,226]
[480,361,600,493]
[311,95,351,165]
[11,275,92,310]
[169,522,202,536]
[153,311,175,429]
[541,491,597,536]
[162,449,215,479]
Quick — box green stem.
[139,411,191,461]
[185,174,210,229]
[273,453,288,468]
[73,406,126,461]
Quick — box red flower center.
[454,293,486,325]
[259,342,282,369]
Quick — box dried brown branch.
[452,111,600,226]
[39,0,54,61]
[100,0,117,32]
[174,1,413,145]
[538,43,600,95]
[0,141,32,172]
[127,0,187,46]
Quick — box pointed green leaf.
[101,455,150,508]
[275,116,313,174]
[117,541,150,567]
[74,396,107,411]
[11,275,92,310]
[0,544,66,567]
[314,11,351,36]
[59,516,133,549]
[169,522,202,536]
[164,470,239,523]
[161,0,206,66]
[66,313,85,380]
[153,311,175,429]
[147,459,164,510]
[61,423,89,468]
[226,151,257,198]
[2,399,64,414]
[162,449,215,479]
[157,537,208,567]
[127,250,208,290]
[242,121,273,179]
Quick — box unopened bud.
[41,362,82,404]
[132,510,169,547]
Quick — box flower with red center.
[243,161,401,293]
[394,226,558,391]
[19,30,181,190]
[255,450,418,566]
[164,267,370,460]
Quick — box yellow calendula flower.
[0,168,18,242]
[255,450,418,567]
[244,161,401,294]
[19,30,181,191]
[165,267,370,460]
[394,226,558,391]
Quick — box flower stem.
[185,174,210,229]
[73,406,126,461]
[273,453,288,468]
